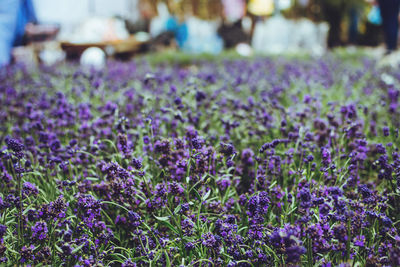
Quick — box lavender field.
[0,55,399,266]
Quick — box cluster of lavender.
[0,56,399,266]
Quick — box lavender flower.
[31,221,48,241]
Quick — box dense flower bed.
[0,56,399,266]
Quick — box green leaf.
[102,201,130,213]
[72,242,86,254]
[153,215,179,235]
[174,204,181,214]
[55,244,63,253]
[154,215,170,222]
[164,250,171,267]
[85,177,99,181]
[202,190,211,202]
[160,221,179,235]
[192,188,202,202]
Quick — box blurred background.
[0,0,396,67]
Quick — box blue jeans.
[0,0,36,66]
[0,0,19,66]
[378,0,400,51]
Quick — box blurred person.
[348,1,365,44]
[377,0,400,54]
[222,0,246,22]
[164,1,188,48]
[125,0,157,34]
[247,0,274,39]
[318,0,346,47]
[218,20,249,48]
[317,0,365,47]
[165,16,188,48]
[348,7,359,44]
[218,0,249,48]
[0,0,37,66]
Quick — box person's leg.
[14,0,38,47]
[348,7,359,44]
[0,0,19,66]
[321,2,343,47]
[378,0,390,50]
[379,0,400,52]
[386,0,400,51]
